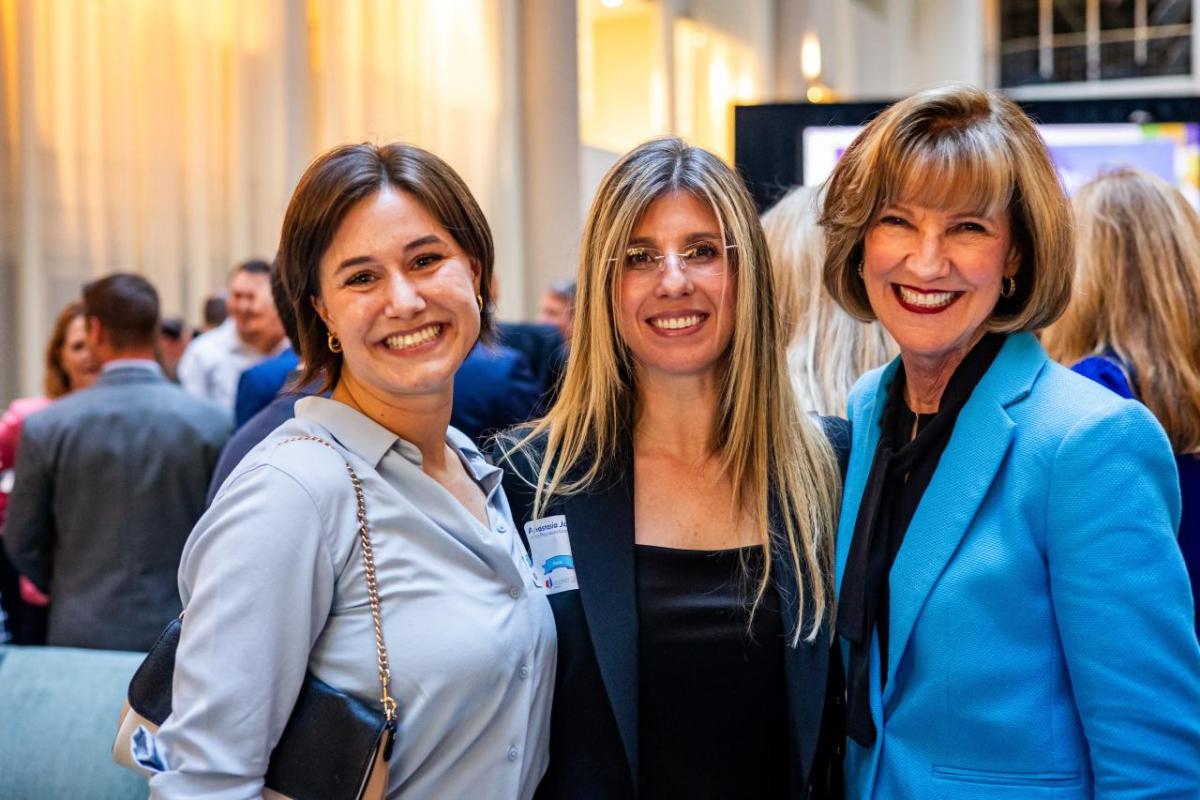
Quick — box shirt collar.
[102,358,163,376]
[447,425,502,493]
[293,396,499,491]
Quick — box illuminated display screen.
[802,122,1200,206]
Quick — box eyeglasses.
[612,242,735,277]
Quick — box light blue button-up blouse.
[150,397,557,799]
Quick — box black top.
[874,399,936,678]
[836,333,1005,746]
[636,544,790,799]
[493,417,851,799]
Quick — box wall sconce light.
[800,32,835,103]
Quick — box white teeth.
[898,286,957,308]
[385,324,441,350]
[650,314,703,330]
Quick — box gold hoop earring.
[476,293,484,312]
[1001,275,1017,299]
[327,332,342,353]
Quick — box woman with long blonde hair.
[762,186,897,416]
[1044,167,1200,636]
[497,137,846,799]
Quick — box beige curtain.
[306,0,524,314]
[0,0,518,399]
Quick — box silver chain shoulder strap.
[279,435,397,726]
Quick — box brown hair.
[43,301,85,398]
[820,83,1073,332]
[1043,168,1200,454]
[82,273,160,350]
[503,137,842,644]
[277,143,495,392]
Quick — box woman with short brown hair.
[823,84,1200,798]
[150,143,555,798]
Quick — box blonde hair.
[504,138,842,643]
[762,186,897,416]
[1043,168,1200,454]
[821,84,1073,332]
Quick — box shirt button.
[519,664,530,679]
[509,586,522,600]
[497,523,508,533]
[507,746,519,762]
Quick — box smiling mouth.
[647,313,708,333]
[384,323,443,350]
[894,284,962,314]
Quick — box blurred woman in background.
[1044,167,1200,639]
[762,186,896,416]
[0,301,98,643]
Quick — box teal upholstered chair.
[0,645,146,799]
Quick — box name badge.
[524,515,579,595]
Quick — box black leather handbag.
[113,435,397,800]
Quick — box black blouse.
[636,544,790,799]
[836,333,1006,747]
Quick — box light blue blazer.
[836,332,1200,799]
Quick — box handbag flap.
[127,616,182,725]
[265,673,391,800]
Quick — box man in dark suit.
[497,321,567,417]
[233,347,300,427]
[206,370,321,506]
[451,340,542,445]
[207,264,321,505]
[3,274,231,651]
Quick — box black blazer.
[496,322,568,415]
[497,418,849,799]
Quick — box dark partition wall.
[735,95,1200,211]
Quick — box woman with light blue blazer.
[819,84,1200,798]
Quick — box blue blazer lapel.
[565,445,640,784]
[883,333,1046,695]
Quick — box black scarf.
[836,333,1005,747]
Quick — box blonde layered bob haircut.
[820,84,1074,332]
[504,137,842,643]
[1043,168,1200,455]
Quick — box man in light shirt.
[178,259,288,414]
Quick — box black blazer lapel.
[565,444,640,786]
[774,415,849,797]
